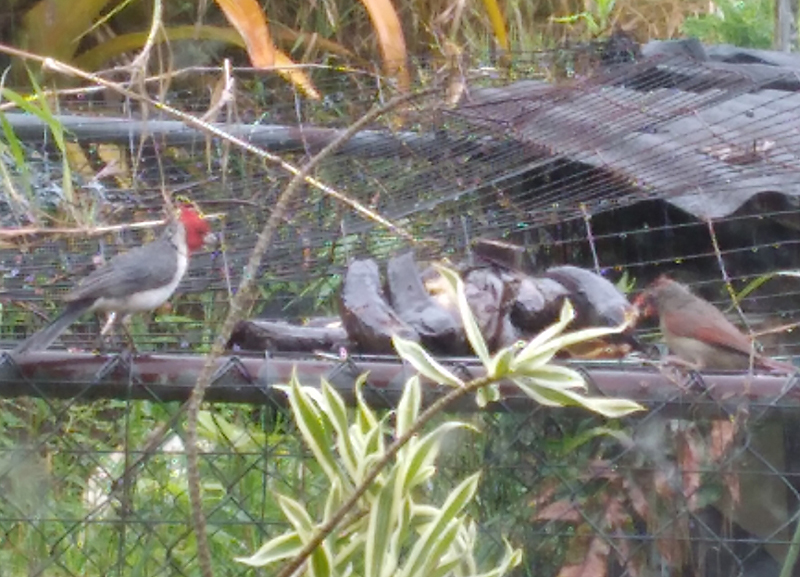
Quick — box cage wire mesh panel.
[1,39,800,576]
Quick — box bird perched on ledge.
[634,275,795,373]
[14,205,214,354]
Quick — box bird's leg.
[118,314,139,354]
[659,355,708,393]
[660,354,703,371]
[94,311,118,352]
[100,311,118,337]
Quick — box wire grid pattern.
[0,350,799,577]
[1,44,800,575]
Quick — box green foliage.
[550,0,618,38]
[238,374,522,577]
[400,265,645,417]
[682,0,774,49]
[240,265,643,576]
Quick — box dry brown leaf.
[655,515,690,568]
[678,429,702,511]
[557,536,611,577]
[623,477,649,519]
[359,0,410,92]
[534,499,583,523]
[653,468,675,500]
[529,479,560,508]
[215,0,275,67]
[709,419,738,462]
[603,496,628,530]
[613,537,643,577]
[273,51,321,100]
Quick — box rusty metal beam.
[0,350,798,416]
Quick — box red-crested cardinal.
[14,206,214,354]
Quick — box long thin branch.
[0,43,420,243]
[181,90,430,577]
[0,43,442,577]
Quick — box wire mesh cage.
[2,39,800,576]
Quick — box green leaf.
[396,375,421,440]
[513,299,576,366]
[393,335,464,387]
[487,344,518,379]
[366,470,400,577]
[510,363,587,389]
[278,495,333,577]
[235,531,303,566]
[355,425,387,487]
[435,265,490,365]
[401,422,470,493]
[323,477,344,523]
[475,383,501,408]
[471,539,523,577]
[428,556,462,577]
[278,494,316,534]
[334,534,366,573]
[354,375,378,434]
[512,300,629,372]
[513,377,645,417]
[320,380,358,481]
[287,375,343,485]
[399,473,481,577]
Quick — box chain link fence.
[3,41,800,576]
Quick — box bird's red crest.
[177,206,211,252]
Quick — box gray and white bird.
[14,206,213,354]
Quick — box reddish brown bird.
[635,275,795,373]
[14,206,213,354]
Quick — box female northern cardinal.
[636,275,795,373]
[14,206,214,354]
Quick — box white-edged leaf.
[400,519,461,577]
[287,376,343,485]
[514,299,576,365]
[393,335,464,387]
[487,345,517,379]
[235,531,303,566]
[396,376,421,438]
[514,378,645,417]
[511,363,587,389]
[366,471,400,577]
[400,422,470,492]
[476,383,501,408]
[428,556,462,577]
[320,380,358,480]
[512,377,569,407]
[278,494,316,534]
[778,270,800,278]
[533,323,628,357]
[398,473,481,577]
[435,265,490,365]
[355,375,379,433]
[472,538,523,577]
[323,477,344,523]
[278,495,333,577]
[355,425,387,487]
[334,534,366,572]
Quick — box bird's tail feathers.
[13,300,93,355]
